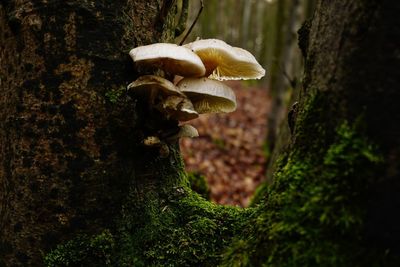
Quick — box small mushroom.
[184,39,265,80]
[164,124,199,142]
[162,96,199,121]
[177,77,237,114]
[143,125,198,157]
[127,75,184,98]
[143,136,169,158]
[143,136,161,146]
[178,124,199,138]
[129,43,206,77]
[128,75,198,121]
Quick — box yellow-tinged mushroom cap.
[129,43,206,77]
[177,77,237,114]
[184,39,265,80]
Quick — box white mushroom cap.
[177,77,237,114]
[127,75,184,97]
[129,43,206,77]
[184,39,265,80]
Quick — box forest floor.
[180,81,271,207]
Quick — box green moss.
[43,144,249,266]
[187,172,210,200]
[249,181,268,206]
[222,88,390,266]
[44,230,115,267]
[257,121,383,266]
[116,180,251,266]
[105,86,126,104]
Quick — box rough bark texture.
[0,0,181,265]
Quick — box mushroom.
[163,124,199,142]
[177,77,237,114]
[184,39,265,80]
[143,136,161,146]
[142,136,169,158]
[129,43,206,77]
[128,75,198,121]
[177,124,199,138]
[128,74,184,98]
[143,125,198,158]
[161,95,199,121]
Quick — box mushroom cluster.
[128,39,265,147]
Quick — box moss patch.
[115,181,250,266]
[43,186,248,267]
[43,144,249,266]
[249,181,268,206]
[105,86,126,104]
[222,90,391,266]
[44,230,115,266]
[187,172,210,200]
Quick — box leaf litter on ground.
[180,81,270,207]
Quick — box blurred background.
[178,0,316,206]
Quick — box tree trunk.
[266,0,301,155]
[0,0,188,265]
[241,0,252,49]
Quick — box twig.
[179,0,203,45]
[279,63,297,89]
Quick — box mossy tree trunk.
[0,0,192,265]
[228,0,400,266]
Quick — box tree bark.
[0,0,181,265]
